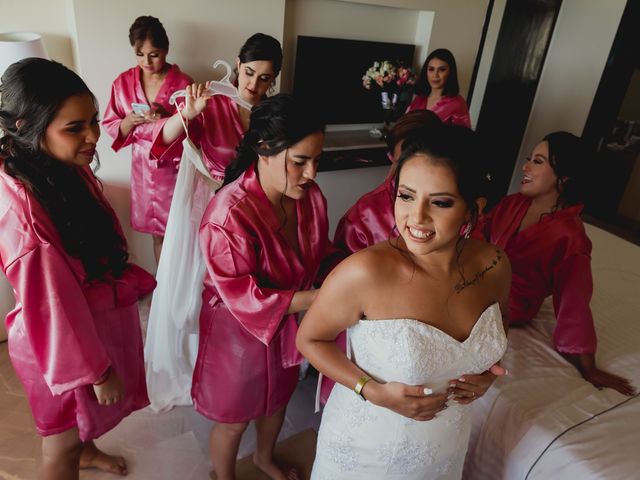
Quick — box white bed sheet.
[463,224,640,480]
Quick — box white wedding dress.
[312,303,507,480]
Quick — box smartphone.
[131,102,151,115]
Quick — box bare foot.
[252,453,299,480]
[80,441,128,476]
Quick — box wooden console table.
[320,129,391,172]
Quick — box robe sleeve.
[149,114,203,167]
[448,98,472,128]
[551,253,597,354]
[4,244,111,396]
[200,222,294,346]
[334,213,369,255]
[102,81,136,152]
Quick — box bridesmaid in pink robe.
[150,33,283,182]
[334,110,441,255]
[102,16,192,262]
[476,132,635,396]
[406,48,471,128]
[192,95,334,480]
[0,59,154,478]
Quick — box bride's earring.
[462,221,472,239]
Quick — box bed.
[463,224,640,480]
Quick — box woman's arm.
[201,224,316,346]
[102,80,146,150]
[161,82,212,145]
[288,289,318,314]
[118,111,147,138]
[553,253,635,395]
[296,254,448,421]
[448,96,471,128]
[563,353,635,396]
[4,245,113,394]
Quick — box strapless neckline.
[314,303,507,479]
[359,302,500,345]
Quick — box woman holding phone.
[103,15,192,262]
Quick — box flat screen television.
[293,36,416,125]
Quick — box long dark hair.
[543,131,589,208]
[415,48,460,97]
[222,93,324,188]
[0,58,128,280]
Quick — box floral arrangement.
[362,60,416,93]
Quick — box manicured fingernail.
[504,369,509,375]
[423,388,433,395]
[458,377,466,382]
[449,381,456,387]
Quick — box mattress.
[463,224,640,480]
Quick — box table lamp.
[0,32,48,77]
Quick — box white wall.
[507,0,627,192]
[317,166,389,237]
[0,0,77,70]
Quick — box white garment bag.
[145,61,244,411]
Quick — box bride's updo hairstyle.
[0,58,128,280]
[393,124,488,232]
[222,93,325,188]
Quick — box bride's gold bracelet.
[354,375,372,401]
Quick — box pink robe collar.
[494,193,584,248]
[133,63,183,107]
[239,162,316,268]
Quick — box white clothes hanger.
[169,60,252,110]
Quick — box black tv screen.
[293,36,416,125]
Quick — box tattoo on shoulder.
[454,249,503,294]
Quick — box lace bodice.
[312,303,507,480]
[350,303,507,393]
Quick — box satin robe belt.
[206,292,304,369]
[83,265,156,314]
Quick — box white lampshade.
[0,32,49,77]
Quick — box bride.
[297,125,511,479]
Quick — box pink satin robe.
[334,174,396,255]
[102,64,193,235]
[151,95,244,181]
[407,94,471,128]
[192,163,335,423]
[475,193,597,354]
[0,161,154,441]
